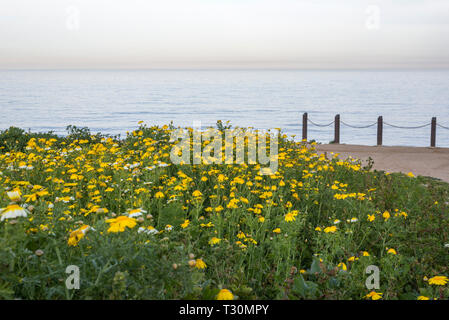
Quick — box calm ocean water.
[1,70,449,147]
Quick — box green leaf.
[309,257,322,274]
[157,202,185,228]
[292,275,307,297]
[292,275,319,299]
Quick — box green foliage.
[0,127,60,152]
[1,124,449,300]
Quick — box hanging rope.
[437,123,449,130]
[340,120,377,129]
[307,118,334,127]
[383,121,431,129]
[303,114,445,147]
[306,115,440,130]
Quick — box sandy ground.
[315,144,449,182]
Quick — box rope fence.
[340,120,377,129]
[307,118,335,127]
[302,113,449,147]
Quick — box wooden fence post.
[334,114,340,144]
[431,117,436,147]
[302,113,308,141]
[377,116,383,146]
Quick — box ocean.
[1,69,449,147]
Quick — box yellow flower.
[127,208,146,217]
[407,172,415,177]
[209,237,221,246]
[195,258,207,269]
[192,190,203,197]
[315,227,322,232]
[365,291,383,300]
[337,262,347,271]
[227,198,239,209]
[258,216,265,223]
[386,248,397,255]
[7,190,21,202]
[155,191,165,199]
[273,228,281,234]
[181,219,190,229]
[284,212,296,222]
[237,231,246,239]
[382,211,390,220]
[324,226,337,233]
[68,225,90,246]
[106,216,137,233]
[367,214,375,222]
[0,204,29,221]
[428,276,448,286]
[417,296,430,300]
[200,222,214,228]
[216,289,234,300]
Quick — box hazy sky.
[1,0,449,69]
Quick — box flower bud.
[35,249,44,257]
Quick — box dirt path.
[315,144,449,182]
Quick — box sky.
[1,0,449,69]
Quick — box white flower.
[138,226,158,235]
[127,208,147,218]
[158,163,169,168]
[128,212,142,218]
[61,197,74,203]
[0,204,29,221]
[7,190,21,202]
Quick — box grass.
[1,122,449,300]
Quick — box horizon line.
[1,67,449,72]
